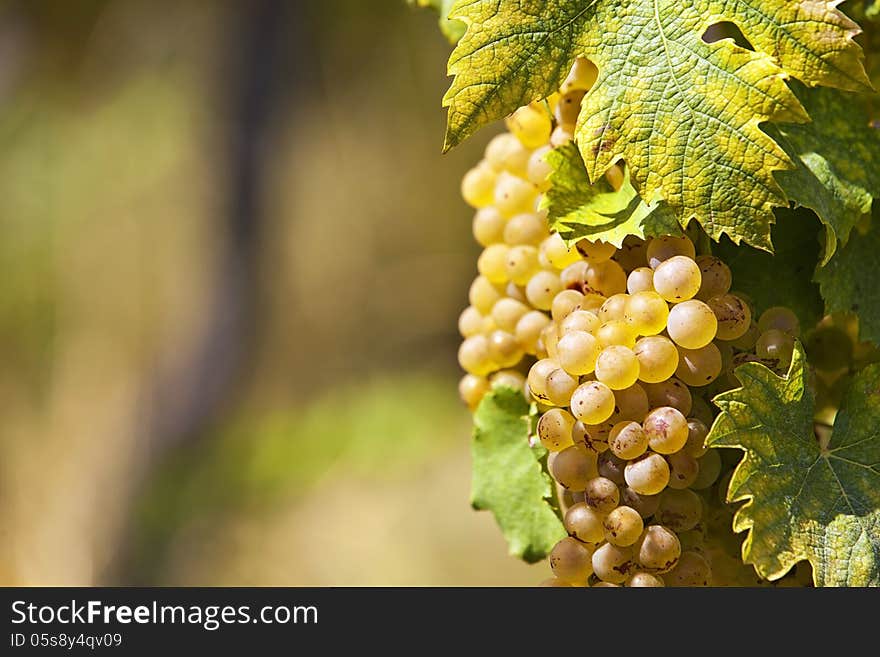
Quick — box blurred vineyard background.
[0,0,538,585]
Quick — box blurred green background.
[0,0,537,585]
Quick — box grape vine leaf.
[541,142,681,247]
[815,217,880,344]
[713,207,824,330]
[443,0,870,250]
[708,344,880,586]
[471,386,566,563]
[408,0,465,43]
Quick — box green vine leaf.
[408,0,466,43]
[541,143,681,247]
[443,0,869,249]
[708,344,880,586]
[471,387,566,563]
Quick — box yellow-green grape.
[598,293,629,324]
[643,406,689,454]
[583,476,621,513]
[477,244,510,284]
[468,275,503,314]
[646,235,696,269]
[583,260,627,296]
[527,358,558,403]
[551,289,586,322]
[472,207,506,247]
[540,233,581,269]
[620,486,661,518]
[506,282,528,303]
[561,309,601,335]
[690,449,722,489]
[605,163,625,191]
[525,270,563,310]
[487,330,524,368]
[527,145,553,190]
[624,291,669,336]
[544,367,578,407]
[484,132,531,178]
[490,369,526,394]
[537,407,576,452]
[560,260,589,289]
[516,310,551,354]
[541,323,560,360]
[595,345,641,390]
[459,374,490,410]
[666,300,718,349]
[688,395,713,427]
[561,56,599,93]
[550,124,573,147]
[580,293,607,314]
[664,551,711,587]
[633,336,679,383]
[644,378,692,416]
[554,89,585,127]
[609,421,649,460]
[758,306,800,337]
[506,104,552,149]
[570,380,616,424]
[505,245,540,285]
[627,267,655,294]
[653,255,702,302]
[576,238,617,263]
[636,525,681,573]
[656,489,702,532]
[707,293,752,341]
[695,255,732,301]
[551,445,600,490]
[591,543,634,584]
[574,421,611,454]
[461,161,497,208]
[458,335,496,376]
[504,212,547,246]
[549,537,595,585]
[757,329,795,367]
[458,306,484,338]
[490,298,528,333]
[676,343,723,387]
[624,452,671,495]
[806,324,854,371]
[683,418,709,458]
[494,171,538,217]
[614,235,648,272]
[626,572,665,587]
[556,330,599,376]
[676,530,705,556]
[727,320,759,351]
[603,506,645,547]
[597,450,627,485]
[596,320,637,349]
[564,502,606,543]
[613,383,650,422]
[538,577,574,587]
[666,451,700,489]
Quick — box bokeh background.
[0,0,539,585]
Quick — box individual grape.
[549,537,595,585]
[597,451,626,485]
[472,207,506,247]
[583,476,620,514]
[676,530,706,556]
[643,406,689,454]
[554,90,585,127]
[633,336,679,383]
[756,329,795,366]
[665,451,700,490]
[624,291,669,336]
[526,358,557,403]
[624,453,670,495]
[570,381,616,424]
[560,57,598,93]
[603,506,644,546]
[656,489,702,532]
[675,343,723,387]
[707,293,752,341]
[682,418,709,458]
[609,421,648,460]
[551,289,586,322]
[646,235,695,269]
[458,335,496,376]
[583,260,627,297]
[484,132,531,178]
[595,345,640,390]
[557,330,600,375]
[564,502,606,544]
[560,260,589,290]
[806,324,854,371]
[644,378,692,416]
[458,306,484,338]
[461,161,496,208]
[504,212,547,246]
[545,367,579,407]
[469,275,503,314]
[477,244,510,284]
[540,233,581,270]
[540,323,560,360]
[506,104,552,149]
[560,309,601,335]
[690,449,722,489]
[604,163,625,191]
[664,551,711,587]
[653,255,702,302]
[694,255,732,301]
[627,267,655,295]
[574,421,611,454]
[579,294,607,314]
[527,145,553,190]
[727,320,759,351]
[626,572,665,587]
[758,306,800,337]
[459,374,489,410]
[538,577,574,587]
[551,445,600,491]
[550,124,574,147]
[487,330,524,368]
[612,383,650,422]
[620,486,661,519]
[490,369,526,394]
[598,293,630,323]
[666,300,718,349]
[505,245,540,285]
[494,171,538,217]
[490,298,529,333]
[595,320,637,349]
[516,310,551,354]
[537,408,576,452]
[687,396,713,428]
[576,239,617,263]
[525,270,563,310]
[591,543,634,584]
[614,236,648,272]
[636,525,682,573]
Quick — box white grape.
[666,299,718,349]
